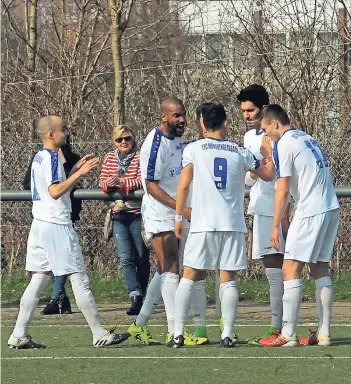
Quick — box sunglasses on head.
[115,136,132,143]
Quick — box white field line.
[1,323,351,328]
[2,356,351,361]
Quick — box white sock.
[136,272,161,326]
[69,272,106,341]
[190,280,207,328]
[265,268,284,329]
[174,278,195,336]
[13,274,51,338]
[160,272,179,335]
[281,279,303,338]
[315,277,333,337]
[220,281,239,340]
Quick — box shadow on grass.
[332,338,351,346]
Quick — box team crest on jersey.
[169,164,182,177]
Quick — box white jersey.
[273,129,339,218]
[140,128,182,220]
[31,148,72,225]
[244,129,276,216]
[182,138,260,232]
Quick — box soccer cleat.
[220,337,234,348]
[127,322,161,345]
[317,336,332,346]
[94,329,130,348]
[299,330,331,346]
[185,333,208,346]
[59,295,72,314]
[219,317,239,344]
[259,332,299,347]
[40,298,60,315]
[166,332,173,346]
[167,335,185,348]
[248,326,280,346]
[8,334,46,349]
[184,330,209,346]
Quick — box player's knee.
[183,266,198,281]
[70,272,90,290]
[310,262,329,280]
[282,260,303,280]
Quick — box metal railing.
[1,187,351,201]
[1,187,351,275]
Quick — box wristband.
[175,214,183,222]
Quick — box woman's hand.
[106,176,121,188]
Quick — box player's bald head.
[160,97,184,114]
[36,116,64,138]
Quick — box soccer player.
[173,103,275,347]
[8,116,129,349]
[258,105,340,347]
[237,85,289,344]
[177,103,213,341]
[128,98,208,346]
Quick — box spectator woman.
[99,125,150,315]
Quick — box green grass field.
[2,271,351,303]
[2,301,351,384]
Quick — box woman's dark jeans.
[113,212,150,297]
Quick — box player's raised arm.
[251,135,275,181]
[49,157,99,200]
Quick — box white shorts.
[285,209,340,264]
[26,219,85,276]
[143,217,174,236]
[183,231,247,271]
[252,215,285,259]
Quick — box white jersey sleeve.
[182,144,194,168]
[42,151,62,187]
[273,140,294,179]
[140,128,182,220]
[142,137,168,181]
[240,147,260,171]
[243,129,276,216]
[31,149,72,225]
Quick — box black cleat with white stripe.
[8,334,46,349]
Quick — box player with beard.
[128,98,207,346]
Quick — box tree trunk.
[338,7,350,135]
[26,0,38,139]
[108,0,125,126]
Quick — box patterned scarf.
[115,144,137,177]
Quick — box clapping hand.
[260,135,272,161]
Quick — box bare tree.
[107,0,134,125]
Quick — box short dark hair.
[201,103,227,130]
[260,104,290,125]
[237,84,270,109]
[195,102,212,121]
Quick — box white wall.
[174,0,351,35]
